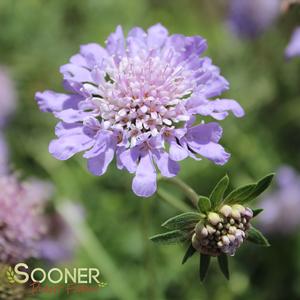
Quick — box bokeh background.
[0,0,300,299]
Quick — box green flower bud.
[207,212,222,225]
[231,208,241,220]
[219,205,232,217]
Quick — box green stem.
[165,177,199,209]
[57,202,138,300]
[157,188,190,212]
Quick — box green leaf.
[198,196,211,214]
[161,212,201,230]
[224,184,256,205]
[252,208,264,217]
[199,254,211,282]
[247,226,270,247]
[245,173,275,201]
[217,254,230,280]
[182,243,196,265]
[210,175,229,208]
[226,174,275,205]
[149,230,189,245]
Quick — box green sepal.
[149,230,189,245]
[198,196,211,214]
[161,212,201,230]
[209,175,229,209]
[199,254,211,282]
[182,243,196,265]
[252,208,264,217]
[247,226,270,247]
[217,254,230,280]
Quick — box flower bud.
[207,212,222,225]
[219,205,232,217]
[243,207,253,219]
[231,208,241,220]
[232,204,245,213]
[206,225,216,235]
[195,222,208,238]
[192,233,201,250]
[228,226,237,234]
[222,235,230,245]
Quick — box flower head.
[150,174,273,281]
[192,204,253,256]
[258,166,300,234]
[36,24,244,197]
[285,27,300,59]
[0,175,50,264]
[228,0,280,39]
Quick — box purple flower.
[285,27,300,59]
[258,166,300,234]
[0,67,17,128]
[38,201,83,263]
[36,24,244,197]
[228,0,280,39]
[0,176,51,264]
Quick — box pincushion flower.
[228,0,280,39]
[0,175,50,264]
[258,166,300,234]
[285,27,300,59]
[36,24,244,197]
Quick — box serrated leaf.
[149,230,189,245]
[161,212,201,230]
[217,254,230,280]
[198,196,211,214]
[252,208,264,217]
[182,243,196,265]
[224,184,256,205]
[210,175,229,208]
[247,226,270,247]
[199,254,211,282]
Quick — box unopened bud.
[219,205,232,217]
[232,204,245,213]
[228,234,235,242]
[222,235,230,245]
[192,233,201,250]
[243,207,253,219]
[195,222,208,238]
[207,212,222,225]
[228,226,237,234]
[231,208,241,220]
[206,225,216,235]
[217,241,223,248]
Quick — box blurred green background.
[0,0,300,299]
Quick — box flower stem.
[157,176,199,210]
[165,177,199,209]
[157,188,190,212]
